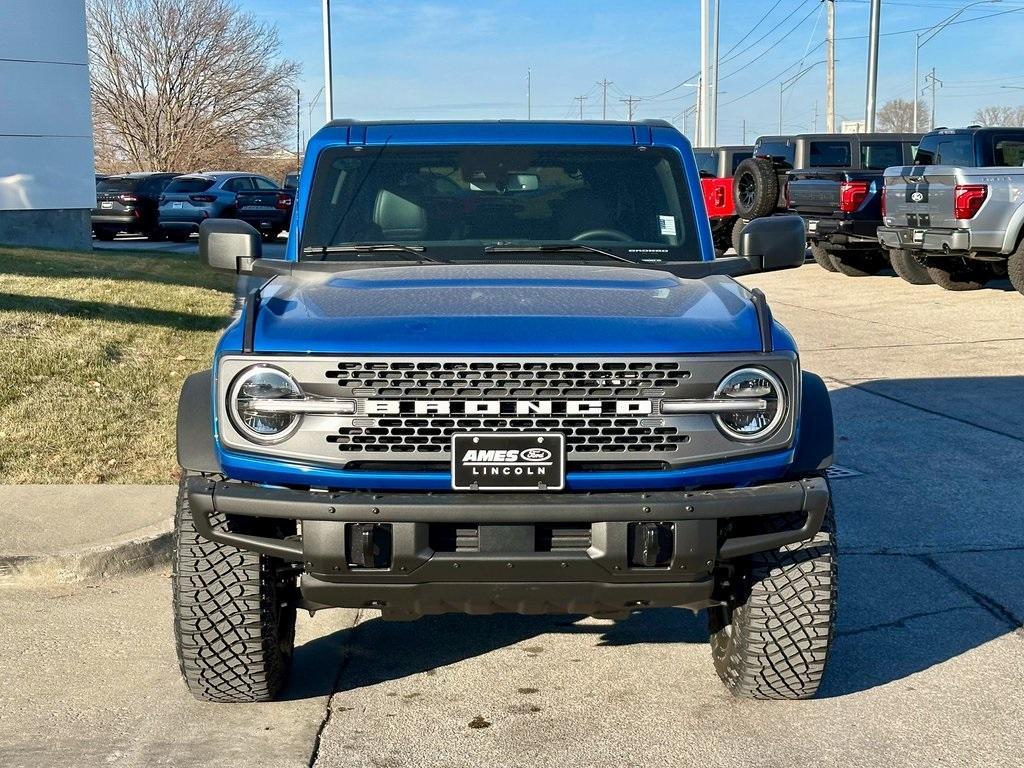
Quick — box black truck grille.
[324,359,692,458]
[326,359,690,399]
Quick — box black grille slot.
[536,524,592,552]
[430,525,479,552]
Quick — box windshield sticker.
[658,215,677,236]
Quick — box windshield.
[300,144,700,262]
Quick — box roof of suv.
[756,132,921,143]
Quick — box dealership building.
[0,0,94,250]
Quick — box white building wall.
[0,0,94,247]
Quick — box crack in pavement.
[769,299,959,340]
[827,375,1024,444]
[308,607,362,768]
[836,606,974,638]
[918,555,1024,636]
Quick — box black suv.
[92,173,181,240]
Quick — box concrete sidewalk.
[0,485,175,586]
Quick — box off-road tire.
[927,258,988,291]
[708,498,838,700]
[733,158,778,220]
[731,217,748,254]
[810,242,838,272]
[829,250,885,277]
[173,474,297,703]
[166,230,189,243]
[1007,245,1024,297]
[93,227,116,241]
[889,248,932,285]
[147,228,167,242]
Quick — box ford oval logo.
[521,448,552,462]
[911,191,924,202]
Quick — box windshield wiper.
[483,243,636,264]
[303,244,446,264]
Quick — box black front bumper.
[186,476,829,618]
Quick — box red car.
[694,145,753,255]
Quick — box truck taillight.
[784,181,791,209]
[880,185,886,217]
[189,194,216,203]
[953,184,987,220]
[118,194,138,203]
[276,193,293,210]
[838,180,869,213]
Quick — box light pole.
[914,1,1001,131]
[779,61,826,133]
[322,0,334,122]
[864,0,881,131]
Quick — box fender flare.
[791,371,834,474]
[176,369,221,474]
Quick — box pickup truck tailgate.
[882,166,958,229]
[786,174,841,216]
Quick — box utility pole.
[826,0,835,132]
[699,0,709,145]
[597,78,613,120]
[296,88,301,171]
[322,0,334,122]
[709,0,721,146]
[812,100,818,132]
[925,68,942,130]
[742,119,746,144]
[526,68,532,119]
[864,0,881,131]
[573,95,588,120]
[620,95,640,121]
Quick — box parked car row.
[698,126,1024,297]
[91,170,296,243]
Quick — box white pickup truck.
[877,127,1024,294]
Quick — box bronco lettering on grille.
[364,400,654,416]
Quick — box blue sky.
[245,0,1024,146]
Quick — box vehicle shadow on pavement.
[285,375,1023,701]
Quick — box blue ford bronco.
[174,120,837,703]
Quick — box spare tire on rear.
[733,157,779,220]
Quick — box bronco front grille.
[215,354,800,472]
[324,359,690,458]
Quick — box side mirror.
[199,219,262,274]
[737,215,806,272]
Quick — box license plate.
[451,433,565,491]
[172,201,184,209]
[100,201,113,209]
[807,220,818,233]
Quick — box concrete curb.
[0,520,173,587]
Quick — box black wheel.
[1007,243,1024,297]
[889,248,932,285]
[166,230,189,243]
[93,227,116,241]
[708,497,838,700]
[147,228,167,242]
[829,249,886,277]
[810,242,838,272]
[927,258,989,291]
[261,231,281,243]
[731,217,748,254]
[733,158,778,220]
[173,474,297,703]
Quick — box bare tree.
[876,98,929,133]
[88,0,299,172]
[974,105,1024,127]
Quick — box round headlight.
[228,365,303,443]
[713,367,786,441]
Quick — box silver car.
[158,172,278,242]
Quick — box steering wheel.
[571,228,632,242]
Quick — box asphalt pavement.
[1,263,1022,767]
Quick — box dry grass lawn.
[0,246,234,483]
